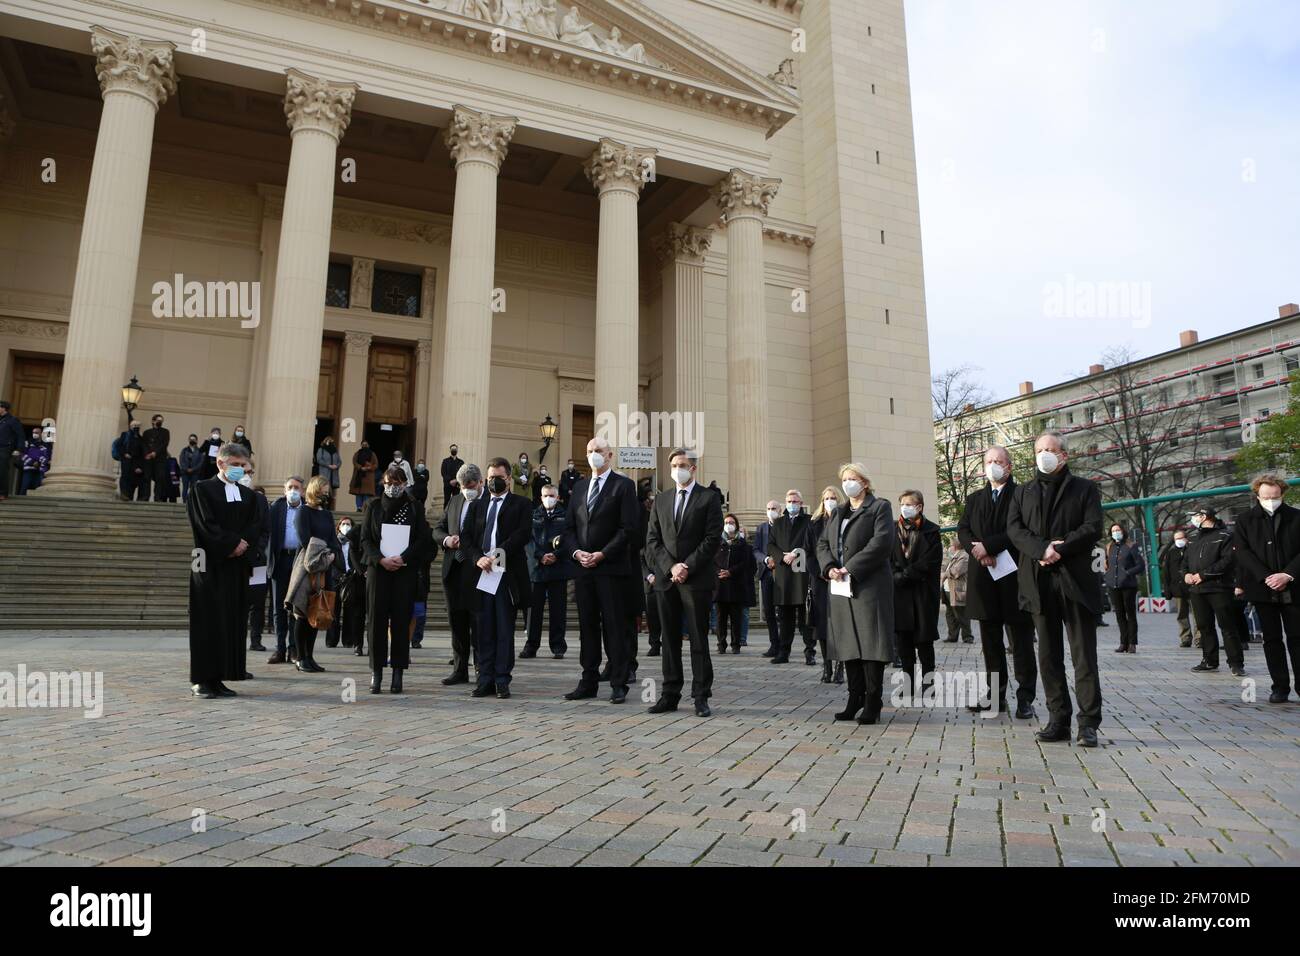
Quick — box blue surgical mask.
[786,502,800,515]
[225,466,245,484]
[286,488,301,504]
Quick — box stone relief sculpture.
[601,27,646,64]
[770,57,797,89]
[428,0,657,66]
[559,7,604,51]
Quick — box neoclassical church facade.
[0,0,935,521]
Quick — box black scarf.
[1037,464,1069,538]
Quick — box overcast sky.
[905,0,1300,403]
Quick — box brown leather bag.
[306,572,336,630]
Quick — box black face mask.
[489,475,508,495]
[189,440,197,446]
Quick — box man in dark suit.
[140,413,171,502]
[435,462,480,684]
[263,475,306,664]
[645,447,723,717]
[558,458,582,505]
[1233,475,1300,702]
[459,457,532,699]
[440,444,463,508]
[561,437,640,703]
[768,490,815,664]
[958,445,1038,718]
[752,500,782,657]
[1007,432,1104,747]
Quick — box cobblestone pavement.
[1,614,1297,867]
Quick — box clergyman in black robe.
[187,445,265,698]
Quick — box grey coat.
[815,494,895,663]
[285,536,336,620]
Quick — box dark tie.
[587,475,602,508]
[992,488,1000,503]
[674,489,687,530]
[481,496,501,553]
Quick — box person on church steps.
[315,435,341,495]
[440,443,464,508]
[361,464,431,694]
[558,457,582,506]
[768,489,815,665]
[179,434,203,503]
[408,514,438,649]
[1233,476,1300,703]
[958,445,1038,719]
[350,440,378,512]
[524,483,571,659]
[809,487,846,684]
[199,426,223,480]
[1007,431,1105,748]
[141,413,170,502]
[0,401,26,500]
[562,436,639,703]
[18,427,50,496]
[1104,521,1145,653]
[232,425,252,455]
[186,443,265,699]
[645,447,723,718]
[436,463,482,684]
[118,421,145,501]
[413,459,431,507]
[714,512,756,655]
[391,450,414,486]
[287,476,343,673]
[461,457,532,699]
[512,451,533,499]
[817,463,894,725]
[891,489,942,706]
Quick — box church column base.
[35,468,119,499]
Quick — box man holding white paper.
[957,445,1038,719]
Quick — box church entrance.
[364,341,416,470]
[9,354,62,432]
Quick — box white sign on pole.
[618,446,655,470]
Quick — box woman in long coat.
[816,463,895,725]
[809,486,846,684]
[316,436,341,491]
[349,441,378,512]
[714,513,756,654]
[890,489,942,704]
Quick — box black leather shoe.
[820,660,833,683]
[1230,666,1246,677]
[1192,661,1218,672]
[1077,726,1098,748]
[1113,645,1127,653]
[648,697,679,714]
[1269,691,1290,703]
[496,685,510,699]
[470,685,493,698]
[1014,702,1036,720]
[519,648,537,659]
[962,637,974,644]
[717,645,727,654]
[370,670,382,694]
[295,660,312,672]
[410,641,422,649]
[307,660,325,673]
[191,683,218,699]
[242,672,254,680]
[761,648,776,658]
[390,669,403,694]
[354,645,366,656]
[267,651,286,664]
[441,672,468,686]
[598,667,610,681]
[1036,723,1070,743]
[648,646,660,657]
[564,685,598,700]
[834,696,864,721]
[833,663,844,684]
[942,637,958,643]
[249,642,266,652]
[610,687,627,704]
[694,700,711,718]
[1179,641,1192,648]
[214,682,237,697]
[805,651,817,666]
[628,667,637,684]
[552,652,565,659]
[856,708,880,725]
[771,655,789,664]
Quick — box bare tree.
[933,365,994,525]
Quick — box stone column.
[654,223,712,476]
[712,169,780,524]
[413,336,432,469]
[256,69,356,489]
[585,138,656,445]
[41,27,175,498]
[337,330,371,497]
[436,105,516,470]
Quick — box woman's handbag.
[306,571,337,629]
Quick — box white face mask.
[211,433,220,441]
[393,454,402,462]
[767,508,781,522]
[1174,539,1187,549]
[587,452,605,470]
[842,479,863,499]
[672,467,692,486]
[1111,531,1124,542]
[900,504,919,520]
[724,522,737,535]
[786,502,800,515]
[823,500,837,513]
[542,496,558,509]
[234,431,244,438]
[238,475,253,489]
[286,488,301,504]
[1035,450,1060,474]
[339,523,352,536]
[1260,497,1282,514]
[463,487,479,501]
[985,462,1007,483]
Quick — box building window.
[1066,411,1074,425]
[1211,371,1235,393]
[1259,407,1270,418]
[1158,386,1170,404]
[371,269,422,317]
[1085,406,1095,424]
[1253,362,1265,379]
[1285,354,1299,374]
[325,261,351,308]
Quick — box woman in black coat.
[327,514,367,655]
[714,513,757,654]
[809,487,846,683]
[890,489,942,705]
[360,464,431,695]
[290,475,344,673]
[1103,522,1146,653]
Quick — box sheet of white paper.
[830,575,852,598]
[380,523,410,559]
[476,566,502,595]
[249,565,267,586]
[224,482,241,503]
[208,444,219,458]
[989,550,1017,581]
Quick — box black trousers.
[843,659,886,714]
[1257,603,1300,696]
[893,630,935,704]
[368,565,416,671]
[777,603,813,657]
[658,586,714,701]
[444,567,476,676]
[1190,590,1245,669]
[644,586,661,651]
[1032,572,1102,730]
[977,619,1037,706]
[246,583,267,646]
[0,447,14,496]
[759,575,778,650]
[716,601,746,651]
[575,575,628,691]
[1111,586,1139,646]
[147,456,169,501]
[525,579,568,654]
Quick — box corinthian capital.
[712,168,781,222]
[654,224,714,267]
[91,26,176,108]
[584,138,657,197]
[284,69,358,141]
[444,105,517,170]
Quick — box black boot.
[820,659,833,683]
[390,668,404,694]
[833,662,844,684]
[834,695,864,721]
[305,631,325,672]
[370,669,383,694]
